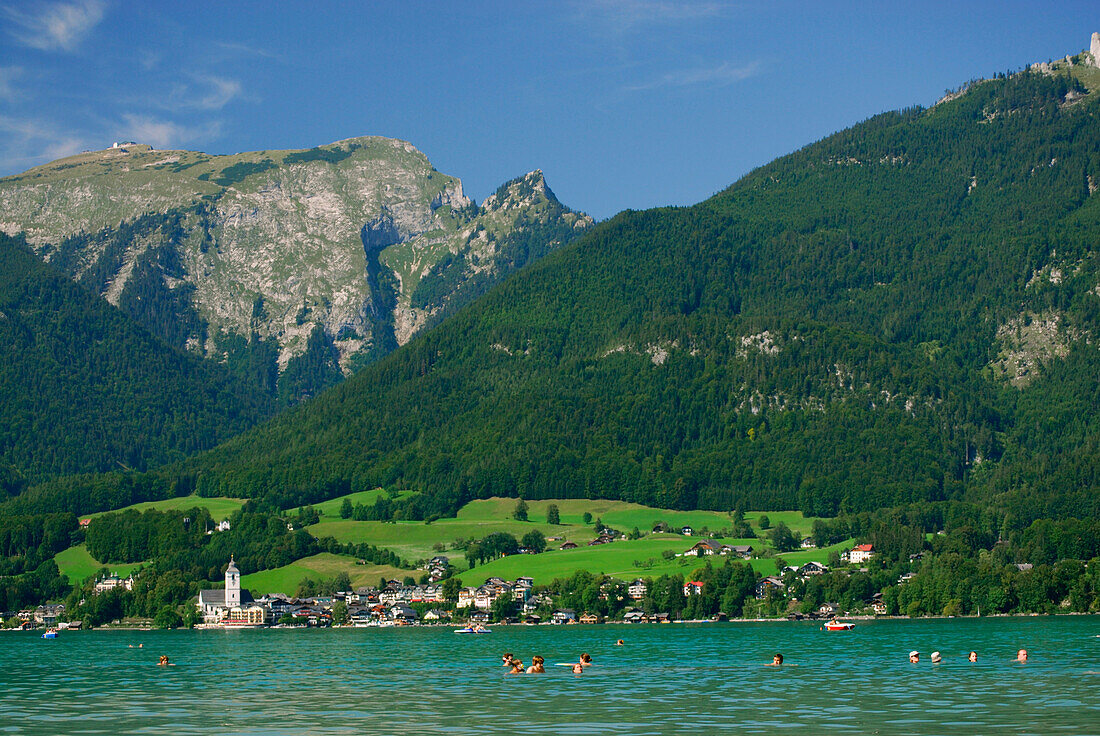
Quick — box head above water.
[773,653,784,665]
[968,651,978,662]
[1017,649,1028,662]
[931,652,942,663]
[909,651,919,663]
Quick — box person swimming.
[158,655,170,666]
[526,656,545,674]
[571,663,584,674]
[580,653,592,667]
[615,639,624,646]
[968,651,978,662]
[508,658,525,674]
[930,651,942,664]
[769,653,784,666]
[1016,648,1028,663]
[502,652,514,666]
[909,651,920,663]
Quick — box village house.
[681,526,694,536]
[623,609,647,624]
[800,537,817,549]
[755,576,785,599]
[94,573,135,594]
[844,544,875,564]
[683,581,704,596]
[579,612,600,624]
[798,561,828,577]
[551,609,577,624]
[559,541,578,550]
[628,578,648,600]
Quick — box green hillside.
[172,68,1100,529]
[0,233,274,481]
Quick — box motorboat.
[823,620,854,631]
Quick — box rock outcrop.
[0,138,593,400]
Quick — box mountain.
[0,233,274,481]
[158,54,1100,527]
[0,139,592,403]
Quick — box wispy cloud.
[0,66,22,101]
[625,60,761,92]
[214,40,278,60]
[576,0,723,32]
[0,114,91,173]
[120,113,221,150]
[2,0,107,52]
[195,76,242,110]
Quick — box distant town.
[10,536,890,630]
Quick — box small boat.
[41,628,59,639]
[823,620,854,631]
[454,626,491,634]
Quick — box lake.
[2,616,1098,734]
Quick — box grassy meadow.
[86,495,245,522]
[55,544,145,585]
[240,553,407,595]
[68,491,847,592]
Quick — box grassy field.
[86,495,245,521]
[54,544,145,585]
[455,534,763,584]
[742,510,821,536]
[241,553,407,595]
[292,488,414,519]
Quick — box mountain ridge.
[0,137,592,401]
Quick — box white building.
[197,556,254,625]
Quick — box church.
[197,557,266,626]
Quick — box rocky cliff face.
[0,138,592,400]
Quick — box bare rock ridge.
[0,137,593,401]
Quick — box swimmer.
[909,651,920,663]
[158,655,170,666]
[615,639,624,646]
[502,652,514,666]
[580,653,592,667]
[768,653,784,666]
[508,658,525,674]
[931,651,942,664]
[572,663,584,674]
[968,651,978,662]
[527,656,545,674]
[1016,648,1028,663]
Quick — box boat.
[41,628,59,639]
[454,626,490,634]
[823,619,854,631]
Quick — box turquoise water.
[2,616,1098,734]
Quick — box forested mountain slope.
[0,234,274,481]
[22,68,1100,528]
[173,69,1100,525]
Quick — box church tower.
[225,556,241,608]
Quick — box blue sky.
[1,1,1097,219]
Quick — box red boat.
[823,619,854,631]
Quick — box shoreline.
[13,610,1083,631]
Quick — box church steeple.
[225,555,241,608]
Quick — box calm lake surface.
[2,616,1098,735]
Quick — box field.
[86,495,245,521]
[240,553,407,595]
[54,544,145,585]
[71,492,845,590]
[292,488,412,518]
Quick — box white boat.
[454,626,490,634]
[823,620,854,631]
